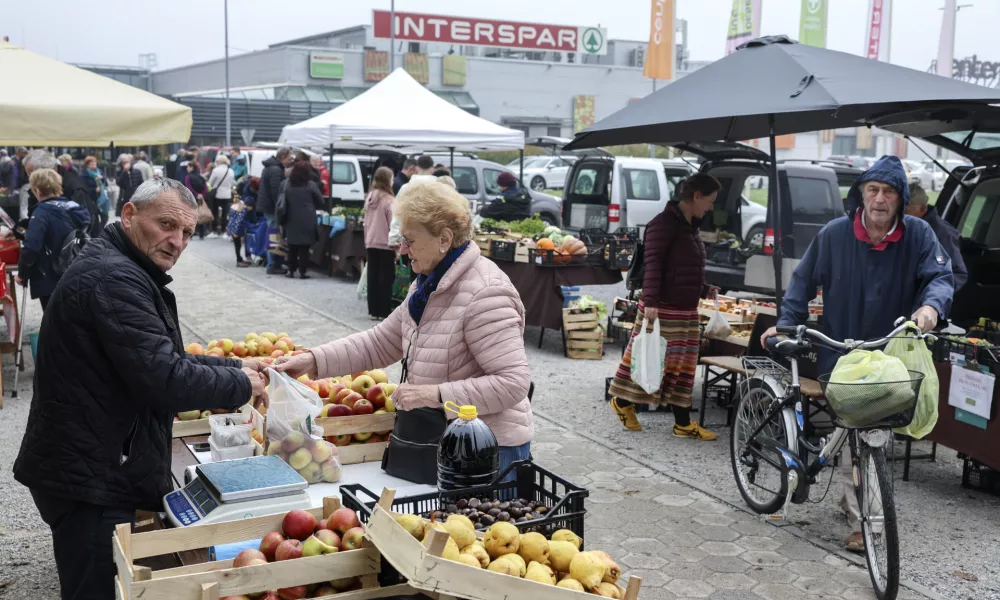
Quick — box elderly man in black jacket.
[257,147,294,274]
[13,177,269,600]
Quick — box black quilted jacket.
[13,223,251,510]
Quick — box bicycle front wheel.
[730,377,790,514]
[851,432,900,600]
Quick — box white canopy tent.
[279,69,524,152]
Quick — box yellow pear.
[551,529,582,550]
[394,514,425,540]
[547,540,579,573]
[461,543,490,568]
[423,531,461,562]
[443,519,477,549]
[445,513,475,532]
[486,556,521,576]
[483,522,520,560]
[569,552,606,592]
[517,532,549,565]
[596,583,623,599]
[591,550,622,583]
[502,552,526,576]
[457,553,482,569]
[556,578,586,592]
[525,561,556,585]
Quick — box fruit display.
[309,370,397,448]
[265,432,342,484]
[185,331,306,366]
[392,513,625,596]
[417,496,556,533]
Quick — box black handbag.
[381,336,447,484]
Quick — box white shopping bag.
[357,263,368,300]
[703,294,732,341]
[630,317,667,394]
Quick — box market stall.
[312,220,366,278]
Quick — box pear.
[443,519,476,549]
[483,522,520,560]
[301,534,337,557]
[569,552,606,592]
[486,557,521,576]
[596,582,623,599]
[547,540,579,573]
[394,514,425,540]
[556,578,586,592]
[445,513,475,531]
[461,543,490,568]
[422,521,447,541]
[517,532,549,566]
[525,561,556,585]
[422,531,461,562]
[551,529,582,550]
[457,553,482,569]
[502,552,526,577]
[591,550,622,583]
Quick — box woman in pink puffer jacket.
[276,180,533,472]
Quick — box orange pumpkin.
[553,249,572,265]
[561,238,587,255]
[536,238,556,251]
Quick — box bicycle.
[729,318,931,600]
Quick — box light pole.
[224,0,231,147]
[389,0,395,72]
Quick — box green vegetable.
[574,295,608,330]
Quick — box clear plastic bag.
[357,263,368,300]
[826,350,916,427]
[264,369,342,484]
[885,327,939,439]
[703,295,732,340]
[209,413,252,448]
[631,317,667,394]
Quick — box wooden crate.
[365,489,642,600]
[172,404,264,441]
[562,307,600,331]
[567,328,604,360]
[317,412,395,465]
[514,244,531,263]
[113,496,415,600]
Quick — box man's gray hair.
[116,153,134,167]
[130,177,198,209]
[909,183,929,206]
[24,149,58,171]
[276,147,292,159]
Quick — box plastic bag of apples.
[264,369,342,484]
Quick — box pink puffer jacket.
[309,244,533,447]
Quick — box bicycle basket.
[818,370,924,429]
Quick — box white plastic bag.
[357,263,368,300]
[631,317,667,394]
[885,328,939,439]
[264,369,342,484]
[703,294,732,340]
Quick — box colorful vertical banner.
[404,53,429,84]
[725,0,762,55]
[364,50,389,82]
[799,0,828,48]
[573,96,595,133]
[643,0,675,80]
[936,0,956,77]
[442,55,467,86]
[856,127,873,150]
[864,0,893,62]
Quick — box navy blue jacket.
[777,156,954,374]
[923,207,967,291]
[19,198,92,299]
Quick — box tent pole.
[449,147,454,172]
[768,115,784,313]
[519,149,524,186]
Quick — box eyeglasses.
[399,235,417,248]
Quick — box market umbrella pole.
[327,144,334,204]
[768,115,784,312]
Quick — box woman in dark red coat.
[609,173,722,439]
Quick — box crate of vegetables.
[490,240,518,262]
[112,497,415,600]
[364,488,641,600]
[342,460,588,541]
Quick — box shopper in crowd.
[432,166,451,177]
[0,150,15,196]
[115,154,144,217]
[279,161,323,279]
[227,192,252,268]
[13,177,269,600]
[393,158,417,195]
[389,155,437,247]
[480,171,531,221]
[207,154,236,236]
[276,179,533,473]
[232,146,248,180]
[257,147,294,274]
[13,147,29,188]
[906,183,967,291]
[0,148,27,221]
[132,151,154,181]
[761,156,952,552]
[295,151,323,190]
[17,169,92,310]
[20,150,60,220]
[57,154,102,237]
[364,167,396,320]
[609,173,722,440]
[166,151,180,180]
[184,161,210,239]
[238,176,262,262]
[310,154,331,196]
[81,156,111,227]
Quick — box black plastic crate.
[585,245,606,267]
[608,238,635,269]
[490,240,517,262]
[961,455,1000,495]
[341,460,588,542]
[529,248,586,267]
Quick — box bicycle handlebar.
[769,318,934,354]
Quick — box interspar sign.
[373,10,607,55]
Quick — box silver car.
[447,156,563,225]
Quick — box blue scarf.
[408,242,469,325]
[87,168,109,213]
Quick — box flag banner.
[643,0,675,80]
[442,55,467,86]
[573,96,596,133]
[725,0,762,55]
[799,0,828,48]
[864,0,893,61]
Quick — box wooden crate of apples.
[113,497,417,600]
[367,490,641,600]
[185,331,307,366]
[306,370,397,466]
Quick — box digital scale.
[164,455,312,527]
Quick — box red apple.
[341,392,363,410]
[311,585,337,598]
[340,527,365,551]
[366,384,388,409]
[328,576,360,592]
[316,380,332,400]
[259,531,285,562]
[274,539,303,561]
[261,593,281,600]
[233,548,267,568]
[365,434,384,443]
[352,399,374,416]
[314,528,341,550]
[328,434,352,447]
[327,404,352,418]
[281,510,317,541]
[332,388,354,406]
[221,596,251,600]
[277,585,309,600]
[316,518,329,531]
[328,507,361,534]
[329,383,348,401]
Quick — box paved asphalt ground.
[0,234,996,599]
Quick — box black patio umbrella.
[565,35,1000,301]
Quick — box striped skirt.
[608,302,701,408]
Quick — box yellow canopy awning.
[0,41,192,146]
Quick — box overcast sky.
[4,0,996,73]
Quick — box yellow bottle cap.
[444,401,478,420]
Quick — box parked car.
[827,154,876,169]
[446,156,563,225]
[513,155,577,191]
[926,159,973,191]
[247,150,374,204]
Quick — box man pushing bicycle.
[760,155,954,552]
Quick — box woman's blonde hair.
[395,180,473,247]
[30,169,63,198]
[216,154,231,166]
[436,175,456,189]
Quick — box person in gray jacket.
[905,183,968,291]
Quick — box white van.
[246,150,370,203]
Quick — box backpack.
[626,238,644,291]
[44,206,90,278]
